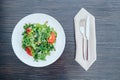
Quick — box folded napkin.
[74,8,96,71]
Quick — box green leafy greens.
[22,22,57,61]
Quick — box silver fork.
[79,18,88,61]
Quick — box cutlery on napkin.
[79,16,90,61]
[74,8,96,71]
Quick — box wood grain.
[0,0,120,80]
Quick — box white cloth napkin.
[74,8,97,71]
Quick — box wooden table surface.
[0,0,120,80]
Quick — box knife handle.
[84,37,88,60]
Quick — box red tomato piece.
[48,32,56,44]
[25,47,32,56]
[26,28,31,34]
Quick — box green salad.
[22,21,57,61]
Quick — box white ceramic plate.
[11,13,66,67]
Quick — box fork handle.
[84,37,88,60]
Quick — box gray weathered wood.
[0,0,120,80]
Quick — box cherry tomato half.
[48,32,56,44]
[26,28,31,34]
[25,47,32,56]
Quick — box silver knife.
[85,16,90,60]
